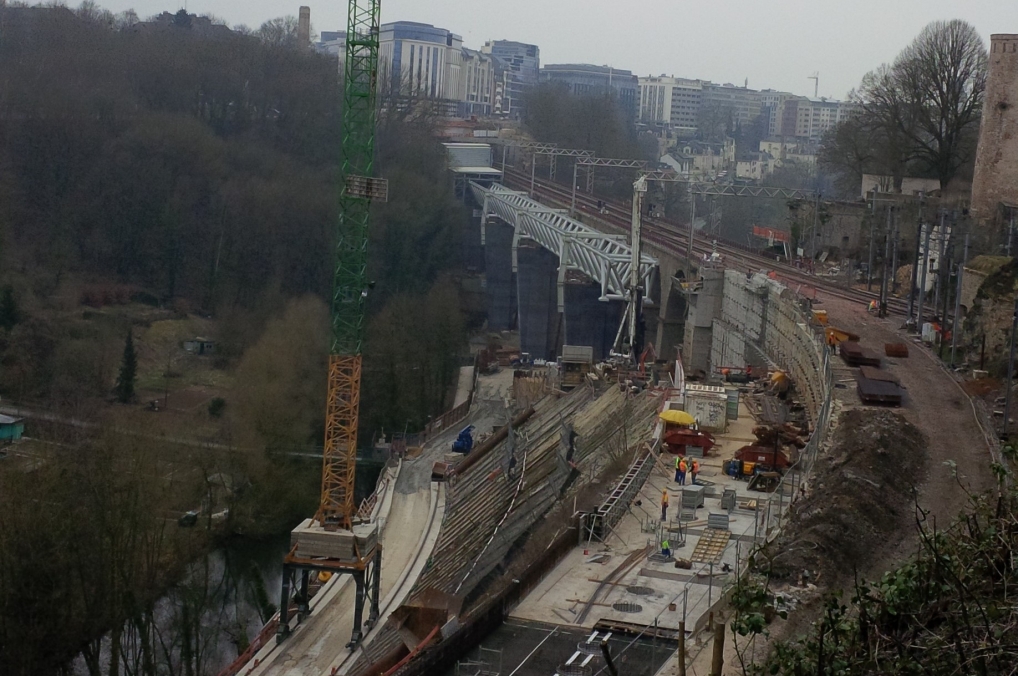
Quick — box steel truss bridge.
[471,182,658,305]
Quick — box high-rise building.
[315,21,501,117]
[481,40,540,119]
[378,21,460,99]
[541,64,639,119]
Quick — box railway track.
[501,167,911,315]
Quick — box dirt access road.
[819,292,998,532]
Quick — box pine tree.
[0,285,19,330]
[115,330,138,403]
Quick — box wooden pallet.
[690,528,731,564]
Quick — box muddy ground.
[760,408,927,588]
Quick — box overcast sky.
[100,0,1016,98]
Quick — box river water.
[72,460,383,676]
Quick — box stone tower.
[971,34,1018,228]
[297,6,311,48]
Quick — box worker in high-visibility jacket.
[661,539,671,558]
[691,460,700,485]
[674,455,683,483]
[661,489,669,521]
[678,458,688,485]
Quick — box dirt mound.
[759,409,927,588]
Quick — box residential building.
[449,47,497,117]
[541,64,639,118]
[758,89,795,137]
[701,82,761,128]
[482,40,540,119]
[759,138,800,159]
[676,139,735,179]
[735,152,774,181]
[638,76,704,132]
[659,152,693,176]
[767,96,859,141]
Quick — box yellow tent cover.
[659,410,695,425]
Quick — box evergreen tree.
[115,330,138,403]
[0,285,19,330]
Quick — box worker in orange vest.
[691,459,700,485]
[678,458,688,485]
[661,489,669,521]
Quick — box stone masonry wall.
[972,34,1018,228]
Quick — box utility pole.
[890,206,899,296]
[1004,296,1018,440]
[687,190,696,267]
[530,153,537,197]
[1008,207,1015,257]
[866,190,877,291]
[950,232,970,367]
[627,176,648,359]
[939,233,953,359]
[933,211,948,317]
[907,196,926,328]
[810,191,821,261]
[916,214,934,334]
[570,162,579,215]
[879,205,892,317]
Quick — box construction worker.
[661,489,669,521]
[678,458,688,485]
[661,539,671,558]
[674,455,683,484]
[691,459,700,485]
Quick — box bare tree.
[256,16,300,49]
[824,20,987,194]
[896,20,987,187]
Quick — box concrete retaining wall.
[711,270,830,425]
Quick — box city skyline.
[95,0,1016,99]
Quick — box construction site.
[216,4,1007,676]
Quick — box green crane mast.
[278,0,387,649]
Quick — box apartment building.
[637,76,703,131]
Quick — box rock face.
[963,257,1018,372]
[971,34,1018,229]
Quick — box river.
[72,459,384,676]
